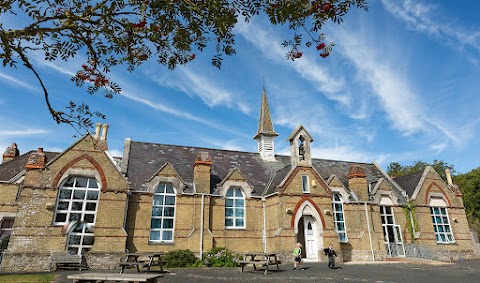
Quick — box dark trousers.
[328,255,336,268]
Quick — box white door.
[303,216,318,259]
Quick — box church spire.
[253,87,278,161]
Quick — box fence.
[404,243,452,262]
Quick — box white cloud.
[0,71,40,93]
[0,129,49,136]
[235,21,346,98]
[118,89,245,137]
[382,0,480,60]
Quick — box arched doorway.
[294,202,323,261]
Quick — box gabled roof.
[393,171,424,198]
[0,151,58,182]
[126,141,395,197]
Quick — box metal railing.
[404,243,452,262]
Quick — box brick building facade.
[0,89,475,272]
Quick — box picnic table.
[119,252,164,274]
[236,252,281,274]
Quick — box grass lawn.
[0,273,55,283]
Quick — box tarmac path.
[54,260,480,283]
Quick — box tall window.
[0,218,14,239]
[150,183,176,242]
[225,187,245,228]
[53,176,99,255]
[430,207,455,243]
[302,175,310,193]
[332,193,348,242]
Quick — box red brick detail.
[347,165,367,179]
[290,197,326,229]
[52,154,107,192]
[425,182,452,207]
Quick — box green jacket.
[293,247,301,256]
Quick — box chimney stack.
[25,148,46,169]
[93,123,109,150]
[193,152,212,194]
[347,165,368,201]
[2,143,19,164]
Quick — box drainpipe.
[200,194,205,259]
[364,202,375,261]
[262,198,267,253]
[123,190,131,252]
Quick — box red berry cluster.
[322,4,334,12]
[132,21,147,29]
[316,43,326,50]
[320,52,330,58]
[293,51,303,59]
[190,54,196,60]
[77,65,109,87]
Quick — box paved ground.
[54,259,480,283]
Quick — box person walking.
[292,242,305,271]
[324,243,338,269]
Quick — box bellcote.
[253,88,278,161]
[287,125,313,167]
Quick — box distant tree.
[452,168,480,235]
[0,0,367,132]
[387,160,455,181]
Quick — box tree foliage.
[452,168,480,235]
[0,0,367,132]
[386,160,455,181]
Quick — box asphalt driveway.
[54,259,480,283]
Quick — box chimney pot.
[445,169,453,186]
[94,123,101,139]
[101,123,109,141]
[37,147,43,153]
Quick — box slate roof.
[393,171,423,198]
[0,151,58,182]
[126,141,395,197]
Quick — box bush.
[202,247,240,267]
[163,249,197,268]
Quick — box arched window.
[429,198,455,243]
[150,183,176,242]
[225,187,245,228]
[332,193,348,242]
[53,176,99,255]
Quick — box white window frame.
[225,187,245,229]
[301,175,310,193]
[53,176,100,255]
[150,183,176,243]
[332,193,348,243]
[430,206,455,244]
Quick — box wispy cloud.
[0,129,49,136]
[119,88,246,137]
[382,0,480,62]
[144,66,251,115]
[235,21,346,100]
[0,71,40,93]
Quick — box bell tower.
[253,87,278,161]
[287,125,313,167]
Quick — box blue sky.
[1,0,479,174]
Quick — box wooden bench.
[67,272,162,283]
[50,253,85,271]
